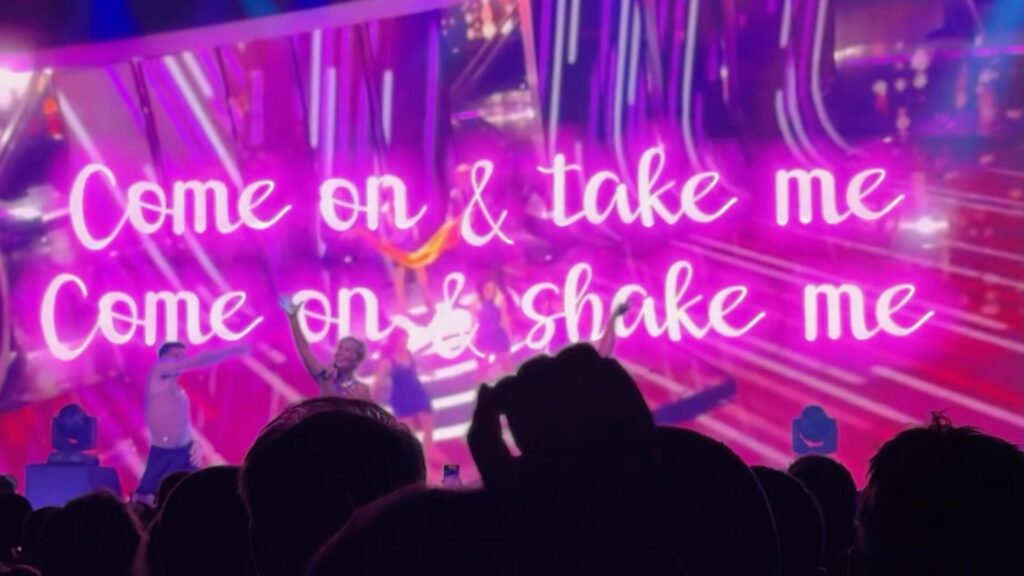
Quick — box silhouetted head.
[656,427,780,576]
[753,467,825,576]
[41,491,141,576]
[307,487,510,576]
[789,455,857,575]
[17,507,56,569]
[332,337,366,373]
[156,470,191,510]
[0,494,31,565]
[241,397,425,576]
[854,414,1024,576]
[154,466,254,576]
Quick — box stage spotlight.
[26,404,121,506]
[51,403,98,461]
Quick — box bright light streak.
[612,0,632,175]
[182,51,215,100]
[567,0,582,64]
[164,56,242,187]
[680,0,702,170]
[382,69,394,146]
[324,66,338,176]
[626,2,642,105]
[548,0,568,154]
[310,29,323,149]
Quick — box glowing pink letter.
[40,273,99,361]
[210,291,263,340]
[170,180,233,234]
[239,180,292,231]
[846,169,904,221]
[69,163,129,251]
[461,160,513,246]
[708,286,766,337]
[775,169,843,225]
[538,153,587,226]
[875,284,934,337]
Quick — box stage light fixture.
[50,403,98,458]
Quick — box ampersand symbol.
[461,160,514,247]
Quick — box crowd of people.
[1,343,1023,576]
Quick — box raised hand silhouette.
[468,344,679,574]
[469,344,653,491]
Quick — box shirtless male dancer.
[136,341,248,500]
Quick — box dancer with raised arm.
[281,296,371,400]
[374,330,435,466]
[136,341,248,502]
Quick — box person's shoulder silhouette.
[854,414,1024,576]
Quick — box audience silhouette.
[2,348,1023,576]
[789,455,857,576]
[149,466,255,576]
[753,466,826,576]
[853,414,1024,576]
[308,486,510,576]
[40,491,140,576]
[656,427,780,576]
[469,345,679,575]
[240,397,425,576]
[0,495,31,568]
[155,470,191,511]
[16,507,56,570]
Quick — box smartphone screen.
[442,464,461,487]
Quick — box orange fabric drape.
[358,217,461,268]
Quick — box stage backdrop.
[0,0,1022,490]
